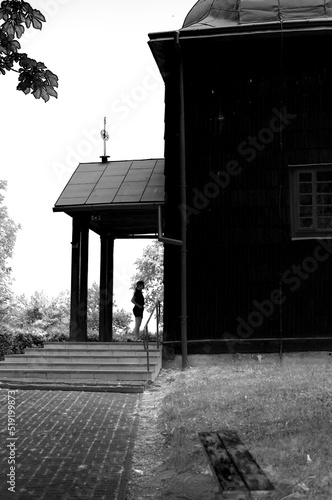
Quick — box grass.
[158,354,332,499]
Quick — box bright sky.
[1,0,194,313]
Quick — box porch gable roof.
[53,158,165,210]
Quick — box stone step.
[0,368,155,381]
[4,354,156,364]
[25,348,161,357]
[42,342,160,350]
[0,362,158,370]
[0,342,162,389]
[0,378,147,393]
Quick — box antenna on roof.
[100,116,110,163]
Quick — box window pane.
[299,183,312,194]
[317,171,332,182]
[317,218,332,229]
[299,218,313,228]
[299,195,313,206]
[317,194,332,205]
[317,206,332,217]
[317,182,332,193]
[299,172,312,182]
[300,206,313,217]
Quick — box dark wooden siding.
[163,72,182,342]
[163,33,332,352]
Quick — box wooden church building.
[55,0,332,355]
[148,0,332,354]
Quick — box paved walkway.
[0,389,141,500]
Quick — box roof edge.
[149,17,332,42]
[53,202,165,214]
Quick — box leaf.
[45,70,58,87]
[2,20,14,36]
[22,2,33,13]
[0,11,9,22]
[15,24,24,39]
[9,39,20,51]
[36,61,46,70]
[24,17,30,28]
[32,87,41,99]
[46,85,57,98]
[40,87,49,102]
[31,17,42,30]
[32,9,46,23]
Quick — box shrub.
[44,331,69,342]
[0,326,44,360]
[87,330,99,342]
[0,325,14,360]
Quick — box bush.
[87,330,99,342]
[44,331,69,342]
[42,330,99,342]
[0,325,14,360]
[0,326,44,360]
[11,331,44,353]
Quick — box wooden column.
[99,233,114,342]
[69,216,89,342]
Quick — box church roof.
[183,0,332,30]
[149,0,332,80]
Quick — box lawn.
[158,353,332,499]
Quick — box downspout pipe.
[175,31,188,370]
[158,205,182,246]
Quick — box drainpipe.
[175,31,188,370]
[158,206,182,246]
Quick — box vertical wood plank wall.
[163,33,332,353]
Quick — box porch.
[53,157,165,342]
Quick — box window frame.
[289,163,332,240]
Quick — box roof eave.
[53,201,165,214]
[148,19,332,78]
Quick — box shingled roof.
[182,0,332,30]
[53,159,165,236]
[54,158,164,210]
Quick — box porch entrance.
[53,158,164,342]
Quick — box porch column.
[69,216,89,341]
[99,233,114,342]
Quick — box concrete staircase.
[0,342,162,393]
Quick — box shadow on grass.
[158,356,332,499]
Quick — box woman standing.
[131,280,145,341]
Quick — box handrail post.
[156,300,160,350]
[146,324,150,372]
[142,300,162,372]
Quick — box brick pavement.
[0,389,141,500]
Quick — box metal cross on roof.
[100,116,110,161]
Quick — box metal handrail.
[142,300,161,372]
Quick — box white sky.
[1,0,194,313]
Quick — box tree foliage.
[0,180,20,323]
[10,290,70,337]
[87,281,99,333]
[88,281,132,336]
[0,0,58,102]
[113,307,132,337]
[131,241,164,314]
[8,284,133,338]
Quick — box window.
[289,164,332,239]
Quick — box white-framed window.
[289,163,332,239]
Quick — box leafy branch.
[0,0,58,102]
